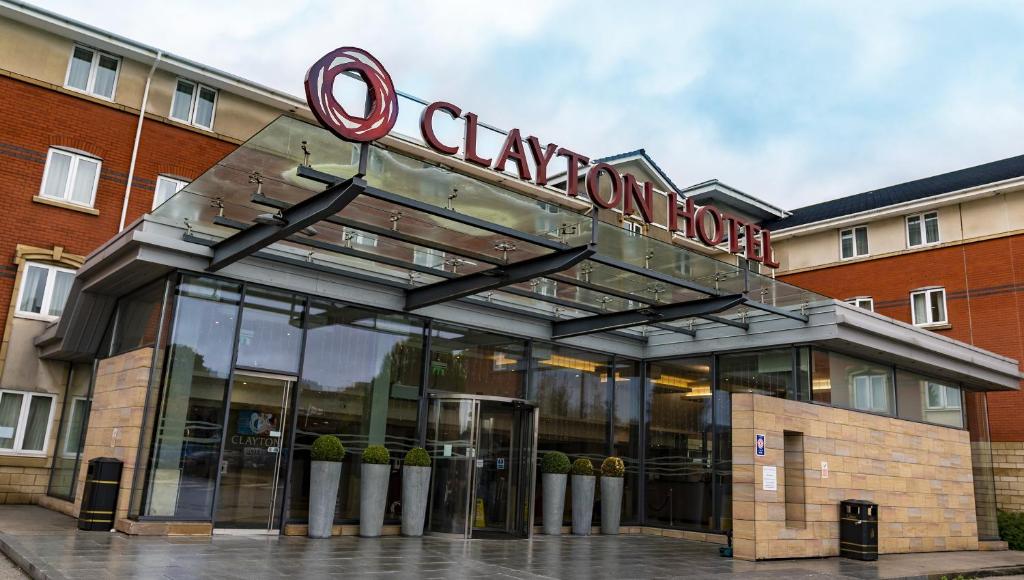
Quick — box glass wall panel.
[718,350,794,399]
[47,363,93,499]
[534,344,611,525]
[428,323,526,398]
[141,276,241,519]
[966,391,999,540]
[288,301,423,523]
[111,279,166,356]
[235,287,305,374]
[612,358,642,524]
[811,350,894,415]
[896,370,963,428]
[645,357,714,530]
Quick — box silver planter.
[542,473,567,535]
[360,463,390,537]
[401,465,431,537]
[308,460,342,539]
[600,477,623,535]
[571,474,596,536]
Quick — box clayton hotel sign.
[305,47,779,268]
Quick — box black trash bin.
[839,499,878,561]
[78,457,123,531]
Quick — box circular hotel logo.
[305,46,399,143]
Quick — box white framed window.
[852,374,888,413]
[61,397,89,458]
[16,262,75,320]
[925,382,961,411]
[40,148,101,208]
[845,297,874,311]
[413,247,445,270]
[342,227,378,248]
[64,45,120,100]
[623,220,643,237]
[839,226,869,259]
[170,78,218,130]
[911,288,947,326]
[0,390,56,455]
[153,175,188,209]
[907,212,939,247]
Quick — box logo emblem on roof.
[305,46,399,143]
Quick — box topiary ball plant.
[601,457,625,478]
[570,457,594,476]
[404,447,431,467]
[310,435,345,462]
[362,444,391,464]
[540,451,570,474]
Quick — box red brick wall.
[0,74,237,342]
[779,234,1024,441]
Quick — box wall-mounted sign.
[821,461,829,479]
[496,457,506,470]
[305,47,779,268]
[755,433,766,456]
[762,465,777,491]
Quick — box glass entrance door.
[426,396,536,539]
[214,372,292,531]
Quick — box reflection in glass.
[111,279,165,356]
[612,359,642,524]
[718,350,795,399]
[428,323,526,398]
[236,287,305,374]
[811,350,894,415]
[288,301,423,523]
[966,391,999,540]
[141,276,241,518]
[896,370,963,428]
[47,364,93,499]
[645,358,714,529]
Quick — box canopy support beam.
[552,294,746,339]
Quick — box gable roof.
[766,153,1024,230]
[593,148,683,193]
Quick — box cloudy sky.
[34,0,1024,209]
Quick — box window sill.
[915,323,952,331]
[168,117,214,133]
[32,196,99,216]
[14,312,59,323]
[63,84,115,103]
[0,451,48,467]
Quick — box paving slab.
[2,506,1024,579]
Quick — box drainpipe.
[118,50,162,232]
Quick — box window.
[845,297,874,311]
[40,148,101,207]
[926,382,961,410]
[153,176,188,209]
[0,390,56,454]
[623,220,643,237]
[169,79,217,130]
[852,374,888,413]
[65,45,120,100]
[342,227,378,248]
[907,212,939,247]
[911,288,947,326]
[839,226,869,259]
[413,247,445,269]
[17,262,75,319]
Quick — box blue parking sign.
[755,434,766,456]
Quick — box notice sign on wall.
[821,461,829,479]
[755,433,766,456]
[762,466,778,491]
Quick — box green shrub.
[540,451,570,474]
[601,457,625,478]
[310,435,345,462]
[570,458,594,476]
[999,510,1024,550]
[405,447,431,467]
[362,444,391,465]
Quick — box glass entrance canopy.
[152,115,825,340]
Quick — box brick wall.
[0,465,50,504]
[778,234,1024,442]
[732,393,978,560]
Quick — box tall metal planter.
[600,476,623,535]
[308,460,342,539]
[360,463,390,537]
[542,473,567,535]
[571,474,596,535]
[401,465,431,536]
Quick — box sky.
[32,0,1024,209]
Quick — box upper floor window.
[845,297,874,311]
[911,287,947,326]
[852,373,889,413]
[0,390,56,455]
[623,220,643,237]
[154,175,188,209]
[40,148,101,208]
[170,79,217,130]
[17,262,75,319]
[926,382,961,411]
[907,212,939,247]
[839,226,868,259]
[65,45,120,100]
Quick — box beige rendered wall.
[732,393,978,561]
